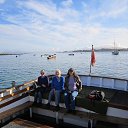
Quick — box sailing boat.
[112,41,119,55]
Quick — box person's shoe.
[55,105,60,111]
[71,110,76,114]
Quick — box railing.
[0,74,128,105]
[80,75,128,91]
[0,75,54,104]
[0,79,36,106]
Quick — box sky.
[0,0,128,52]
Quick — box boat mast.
[114,40,116,51]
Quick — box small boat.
[112,50,119,55]
[112,41,119,55]
[47,55,56,59]
[68,53,74,56]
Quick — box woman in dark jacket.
[34,70,49,105]
[64,68,82,113]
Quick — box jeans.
[34,87,46,103]
[64,91,78,110]
[48,89,61,106]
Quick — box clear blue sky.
[0,0,128,52]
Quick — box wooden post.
[56,112,59,124]
[29,107,32,118]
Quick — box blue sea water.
[0,51,128,88]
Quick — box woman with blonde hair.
[47,69,64,110]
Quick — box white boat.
[0,75,128,128]
[47,55,56,59]
[112,41,119,55]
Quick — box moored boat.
[112,50,119,55]
[47,55,56,59]
[0,75,128,128]
[68,53,74,56]
[112,41,119,55]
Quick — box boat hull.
[0,74,128,127]
[112,51,119,55]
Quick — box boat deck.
[2,118,53,128]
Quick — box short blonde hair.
[55,69,61,77]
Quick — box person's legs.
[55,90,61,106]
[55,90,61,111]
[64,92,71,111]
[38,91,42,104]
[34,91,38,103]
[70,91,78,110]
[38,87,46,104]
[48,89,54,104]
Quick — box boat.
[47,55,56,59]
[0,75,128,128]
[68,53,74,56]
[112,41,119,55]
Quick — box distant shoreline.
[0,53,23,56]
[63,48,128,53]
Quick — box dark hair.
[67,68,77,77]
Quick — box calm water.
[0,51,128,88]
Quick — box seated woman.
[64,68,82,113]
[47,69,64,110]
[34,70,49,105]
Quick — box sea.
[0,51,128,88]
